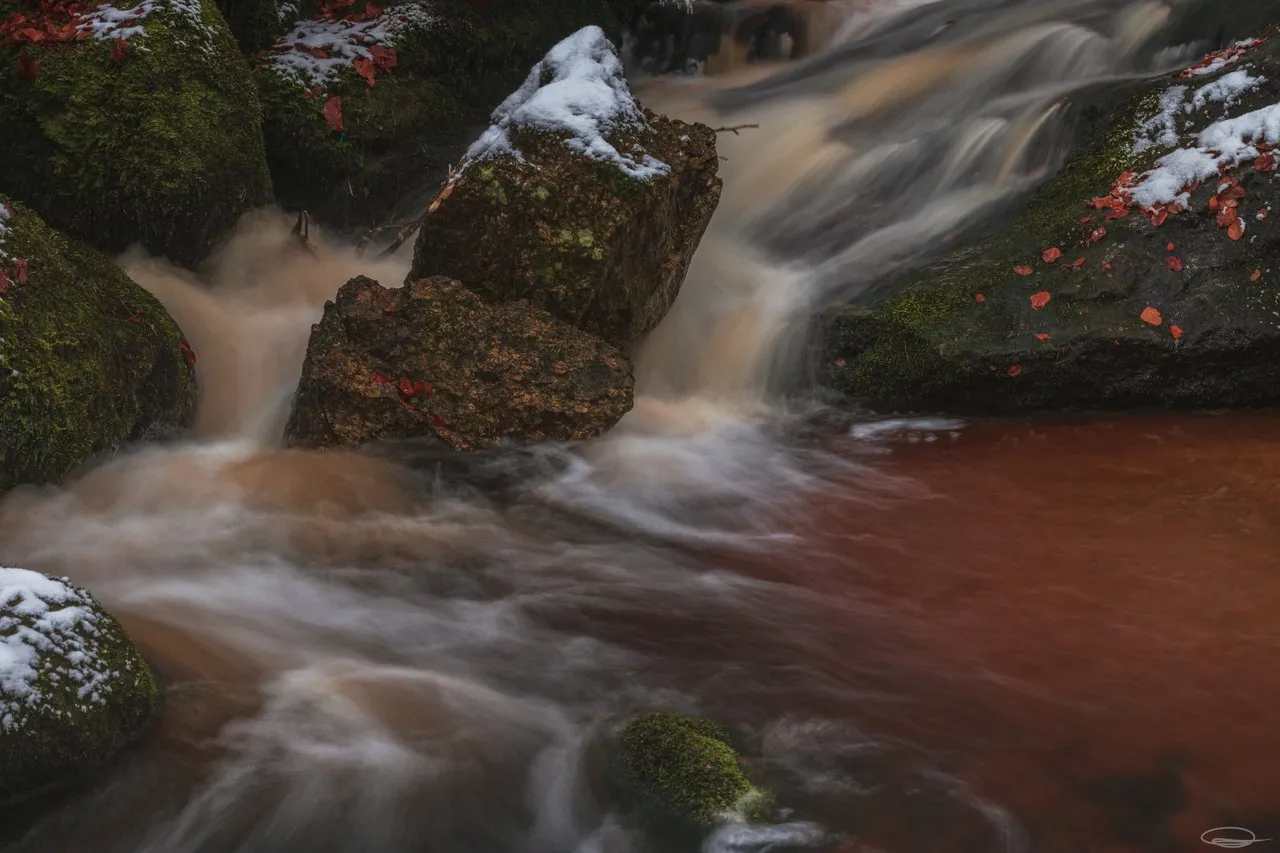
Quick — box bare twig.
[356,162,462,259]
[292,210,318,255]
[711,123,759,135]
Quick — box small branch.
[711,123,759,135]
[356,162,462,259]
[291,210,318,255]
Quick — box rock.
[0,198,197,495]
[254,0,622,231]
[410,25,722,348]
[0,567,159,803]
[284,275,633,451]
[0,0,273,267]
[824,33,1280,414]
[617,712,776,832]
[220,0,295,53]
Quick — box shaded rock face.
[0,199,198,496]
[0,0,273,268]
[285,275,633,451]
[1,567,159,804]
[410,27,722,348]
[824,33,1280,414]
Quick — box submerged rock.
[410,25,722,348]
[825,33,1280,413]
[617,712,775,832]
[0,198,197,495]
[254,0,622,231]
[1,567,159,803]
[285,275,633,451]
[0,0,273,267]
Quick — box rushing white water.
[0,2,1235,851]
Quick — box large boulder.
[824,33,1280,413]
[1,567,159,802]
[410,25,722,348]
[0,0,273,267]
[254,0,622,231]
[285,275,633,451]
[0,198,197,495]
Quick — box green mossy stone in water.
[0,0,273,267]
[0,198,197,495]
[0,567,160,804]
[255,0,622,231]
[617,712,776,831]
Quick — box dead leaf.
[1041,247,1062,263]
[1170,325,1183,340]
[369,44,396,70]
[179,338,197,366]
[109,36,126,63]
[322,95,343,131]
[1228,219,1244,240]
[1034,333,1051,341]
[1251,267,1262,282]
[1101,261,1113,272]
[14,258,27,284]
[1086,226,1107,245]
[13,50,37,80]
[1256,152,1275,171]
[0,272,9,297]
[1006,364,1023,377]
[974,292,986,303]
[353,56,375,87]
[1072,257,1086,269]
[1166,242,1175,252]
[1166,255,1183,272]
[1013,264,1033,277]
[1140,306,1162,326]
[1030,291,1051,310]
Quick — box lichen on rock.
[285,274,634,451]
[0,0,273,267]
[410,24,722,348]
[0,567,159,803]
[0,197,197,495]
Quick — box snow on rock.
[77,0,214,46]
[1178,39,1265,79]
[1131,71,1265,155]
[464,25,671,181]
[1188,69,1265,113]
[262,2,435,88]
[0,203,10,261]
[0,568,121,733]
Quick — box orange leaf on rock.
[1170,325,1183,340]
[1140,306,1162,326]
[1086,226,1107,245]
[1166,255,1183,272]
[1256,152,1276,172]
[1041,247,1062,263]
[1166,242,1175,252]
[369,44,397,70]
[1101,261,1113,272]
[1030,291,1051,311]
[322,95,343,131]
[1251,267,1262,282]
[353,56,375,87]
[178,338,197,366]
[1006,364,1023,377]
[1228,219,1244,240]
[110,36,126,63]
[974,292,985,303]
[1034,333,1051,341]
[1072,257,1086,269]
[1013,264,1033,277]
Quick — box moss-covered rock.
[617,712,775,832]
[0,0,273,267]
[255,0,622,232]
[219,0,296,53]
[410,25,722,348]
[285,275,633,450]
[824,33,1280,414]
[0,198,197,495]
[1,567,159,803]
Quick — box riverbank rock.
[410,25,721,349]
[254,0,622,231]
[0,0,273,267]
[1,567,159,803]
[0,198,197,495]
[617,712,775,832]
[285,275,633,451]
[824,33,1280,413]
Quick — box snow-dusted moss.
[0,0,272,267]
[1,567,159,802]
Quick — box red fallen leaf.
[397,376,415,396]
[1086,226,1107,245]
[1030,291,1051,310]
[1034,333,1051,341]
[1041,247,1062,263]
[1209,194,1219,211]
[1166,255,1183,272]
[1228,219,1244,241]
[14,258,27,284]
[179,338,197,366]
[1149,207,1168,227]
[833,357,847,367]
[1217,206,1239,229]
[1072,257,1086,269]
[364,2,382,17]
[413,379,434,397]
[16,27,44,41]
[431,414,446,428]
[1013,264,1033,277]
[371,371,390,385]
[974,292,986,303]
[1221,183,1247,201]
[1256,152,1275,171]
[1170,325,1183,340]
[308,46,328,58]
[306,84,325,99]
[1258,209,1269,220]
[1166,242,1175,252]
[1140,306,1162,326]
[322,95,343,131]
[1115,171,1136,187]
[109,36,126,63]
[1251,267,1262,282]
[0,272,9,297]
[1079,216,1091,223]
[353,56,375,87]
[1006,364,1023,377]
[13,50,37,80]
[369,44,396,70]
[1105,207,1130,221]
[1101,261,1113,272]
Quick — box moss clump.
[0,568,160,803]
[0,198,197,494]
[617,712,775,831]
[0,0,273,267]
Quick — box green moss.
[0,199,197,494]
[618,712,774,831]
[0,0,272,267]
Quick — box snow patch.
[0,568,119,733]
[78,0,214,48]
[0,203,9,261]
[464,25,671,181]
[1132,85,1187,154]
[1188,69,1264,113]
[264,2,435,88]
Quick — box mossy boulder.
[1,567,159,803]
[254,0,622,232]
[825,34,1280,414]
[219,0,297,53]
[617,712,775,832]
[0,198,197,495]
[0,0,273,267]
[285,275,633,450]
[410,25,722,348]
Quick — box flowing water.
[3,1,1279,851]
